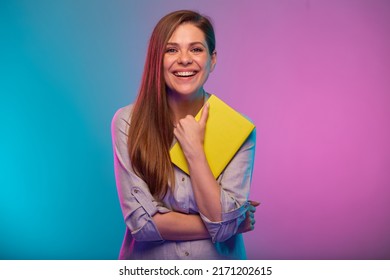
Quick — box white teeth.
[174,71,196,77]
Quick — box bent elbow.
[126,216,164,242]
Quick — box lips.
[173,71,197,77]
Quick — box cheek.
[163,56,174,72]
[199,61,212,75]
[163,66,172,82]
[197,55,212,70]
[163,62,169,74]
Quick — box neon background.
[1,0,389,259]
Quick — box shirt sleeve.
[111,106,171,242]
[200,128,256,243]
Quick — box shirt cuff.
[200,201,249,243]
[128,186,170,242]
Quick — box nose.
[177,51,192,65]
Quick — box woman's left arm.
[174,104,257,242]
[204,129,256,242]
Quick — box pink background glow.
[1,0,389,259]
[172,0,390,259]
[119,0,390,259]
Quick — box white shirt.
[111,103,256,259]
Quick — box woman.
[112,10,258,259]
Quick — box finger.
[248,204,257,210]
[173,127,181,139]
[247,205,255,213]
[199,102,209,127]
[249,200,260,207]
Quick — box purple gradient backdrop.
[2,0,389,260]
[129,0,390,259]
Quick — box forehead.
[168,23,206,44]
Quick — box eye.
[165,48,177,53]
[191,47,204,53]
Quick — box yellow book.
[170,94,255,178]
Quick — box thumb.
[199,102,209,127]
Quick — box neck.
[167,90,207,124]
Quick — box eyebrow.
[166,42,206,47]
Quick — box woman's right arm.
[153,212,210,240]
[112,106,210,242]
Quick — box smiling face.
[163,23,217,99]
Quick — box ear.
[210,50,217,72]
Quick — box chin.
[170,87,200,97]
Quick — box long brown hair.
[128,10,216,199]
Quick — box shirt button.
[181,177,185,182]
[184,251,190,256]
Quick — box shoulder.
[238,114,256,149]
[111,104,134,138]
[211,93,256,127]
[211,94,257,147]
[240,113,256,143]
[112,104,134,128]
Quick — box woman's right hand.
[173,102,209,161]
[237,200,260,234]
